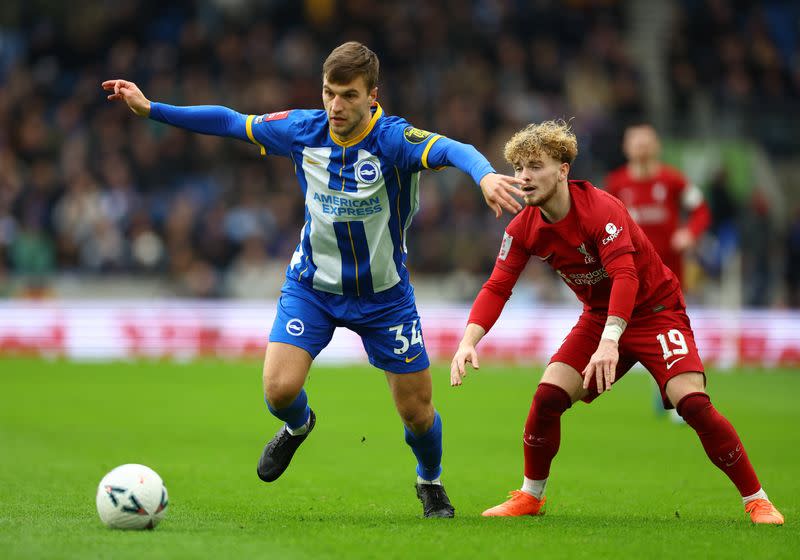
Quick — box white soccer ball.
[96,464,168,529]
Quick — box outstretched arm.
[102,79,249,141]
[425,138,524,218]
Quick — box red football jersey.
[604,164,708,281]
[497,181,682,316]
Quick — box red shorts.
[550,307,705,409]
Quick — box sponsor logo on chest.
[556,267,609,286]
[652,182,667,202]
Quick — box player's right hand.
[450,344,480,386]
[479,173,524,218]
[102,79,151,117]
[582,338,619,394]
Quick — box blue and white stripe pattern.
[251,105,433,296]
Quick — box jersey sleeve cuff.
[148,102,164,121]
[471,164,496,186]
[245,115,267,156]
[421,135,444,170]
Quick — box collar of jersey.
[329,103,383,147]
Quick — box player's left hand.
[479,173,524,218]
[670,227,695,252]
[582,339,619,394]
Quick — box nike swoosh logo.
[666,356,686,370]
[405,351,424,364]
[537,253,553,261]
[305,157,320,165]
[725,454,743,467]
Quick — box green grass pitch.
[1,358,797,559]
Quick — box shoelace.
[272,427,292,448]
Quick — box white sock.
[521,476,547,499]
[286,417,310,436]
[742,488,769,505]
[417,476,442,486]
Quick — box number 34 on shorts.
[389,320,424,362]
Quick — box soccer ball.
[96,464,168,529]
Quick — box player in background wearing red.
[450,121,783,524]
[605,124,711,422]
[604,123,710,286]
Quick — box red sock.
[677,392,761,497]
[523,383,572,480]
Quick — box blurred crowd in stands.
[667,0,800,156]
[0,0,798,305]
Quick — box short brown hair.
[322,42,379,91]
[504,120,578,165]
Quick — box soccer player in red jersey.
[450,121,784,524]
[604,124,710,287]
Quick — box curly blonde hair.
[503,120,578,165]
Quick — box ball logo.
[355,159,381,184]
[286,319,305,336]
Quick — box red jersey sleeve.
[586,193,636,264]
[494,214,531,275]
[604,252,639,323]
[468,215,531,331]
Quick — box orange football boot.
[482,490,546,517]
[745,499,784,525]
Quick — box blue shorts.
[269,279,430,373]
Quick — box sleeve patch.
[601,222,623,246]
[499,232,513,260]
[403,126,433,144]
[255,111,291,124]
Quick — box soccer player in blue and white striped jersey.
[103,41,523,518]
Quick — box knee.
[532,383,573,415]
[676,392,711,423]
[398,400,434,435]
[263,375,302,409]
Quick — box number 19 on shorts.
[389,321,423,355]
[656,329,688,360]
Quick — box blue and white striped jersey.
[244,104,484,296]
